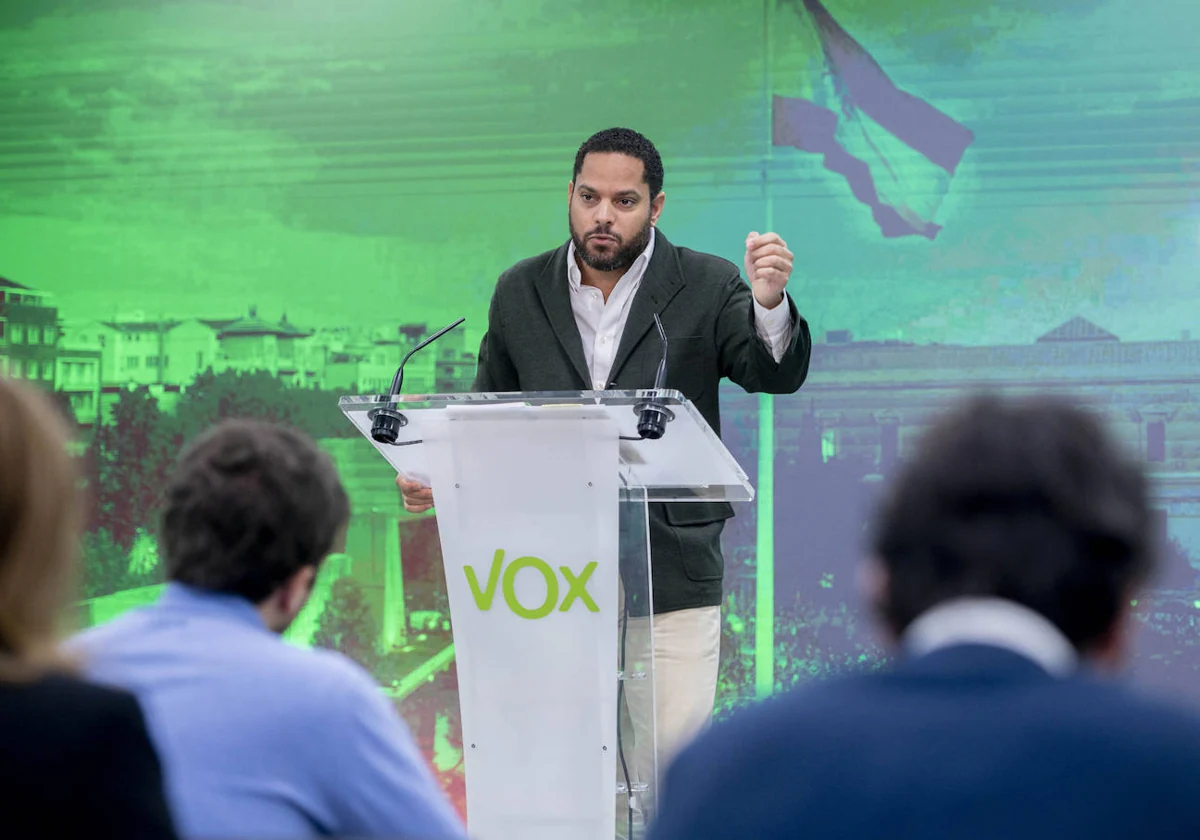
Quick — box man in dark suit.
[399,127,812,795]
[649,394,1200,840]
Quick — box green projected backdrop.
[2,0,1198,814]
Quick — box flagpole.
[754,0,777,702]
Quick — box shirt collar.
[903,597,1078,676]
[567,226,656,292]
[156,582,270,632]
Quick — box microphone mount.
[631,313,675,441]
[369,317,465,445]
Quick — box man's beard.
[570,213,653,273]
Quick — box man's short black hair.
[161,419,351,603]
[573,127,664,198]
[871,393,1155,653]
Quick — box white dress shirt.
[903,597,1078,676]
[566,228,795,391]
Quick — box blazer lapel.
[533,242,591,388]
[609,231,686,384]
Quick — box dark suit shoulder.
[671,664,1200,791]
[668,242,742,284]
[0,672,176,838]
[1057,673,1200,752]
[666,674,863,776]
[657,668,1200,840]
[0,671,159,771]
[495,244,563,293]
[1,669,144,726]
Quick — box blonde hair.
[0,376,81,680]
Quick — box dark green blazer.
[473,231,812,615]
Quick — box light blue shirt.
[71,583,466,839]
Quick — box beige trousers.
[618,600,722,822]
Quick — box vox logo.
[464,549,599,619]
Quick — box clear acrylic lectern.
[340,389,753,840]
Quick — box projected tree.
[85,386,175,552]
[313,578,380,673]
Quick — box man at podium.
[399,127,811,785]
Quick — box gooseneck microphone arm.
[370,317,465,445]
[626,313,675,441]
[384,317,465,398]
[650,313,668,392]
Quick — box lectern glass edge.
[339,390,754,504]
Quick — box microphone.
[634,313,674,440]
[370,317,466,445]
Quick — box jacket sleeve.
[472,278,521,393]
[715,271,812,395]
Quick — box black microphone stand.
[632,313,674,440]
[369,317,465,444]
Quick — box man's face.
[569,152,664,273]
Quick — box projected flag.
[774,0,976,239]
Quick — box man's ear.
[282,565,318,616]
[650,191,665,225]
[857,557,888,609]
[1087,593,1137,672]
[858,557,901,646]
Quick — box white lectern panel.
[422,405,621,840]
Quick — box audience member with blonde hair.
[0,375,177,837]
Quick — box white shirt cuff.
[753,293,793,363]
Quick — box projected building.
[748,316,1200,592]
[0,276,60,388]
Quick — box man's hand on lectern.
[396,475,434,514]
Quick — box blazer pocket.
[663,502,734,526]
[663,502,733,583]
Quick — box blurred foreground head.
[161,419,350,632]
[0,377,81,676]
[869,393,1155,661]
